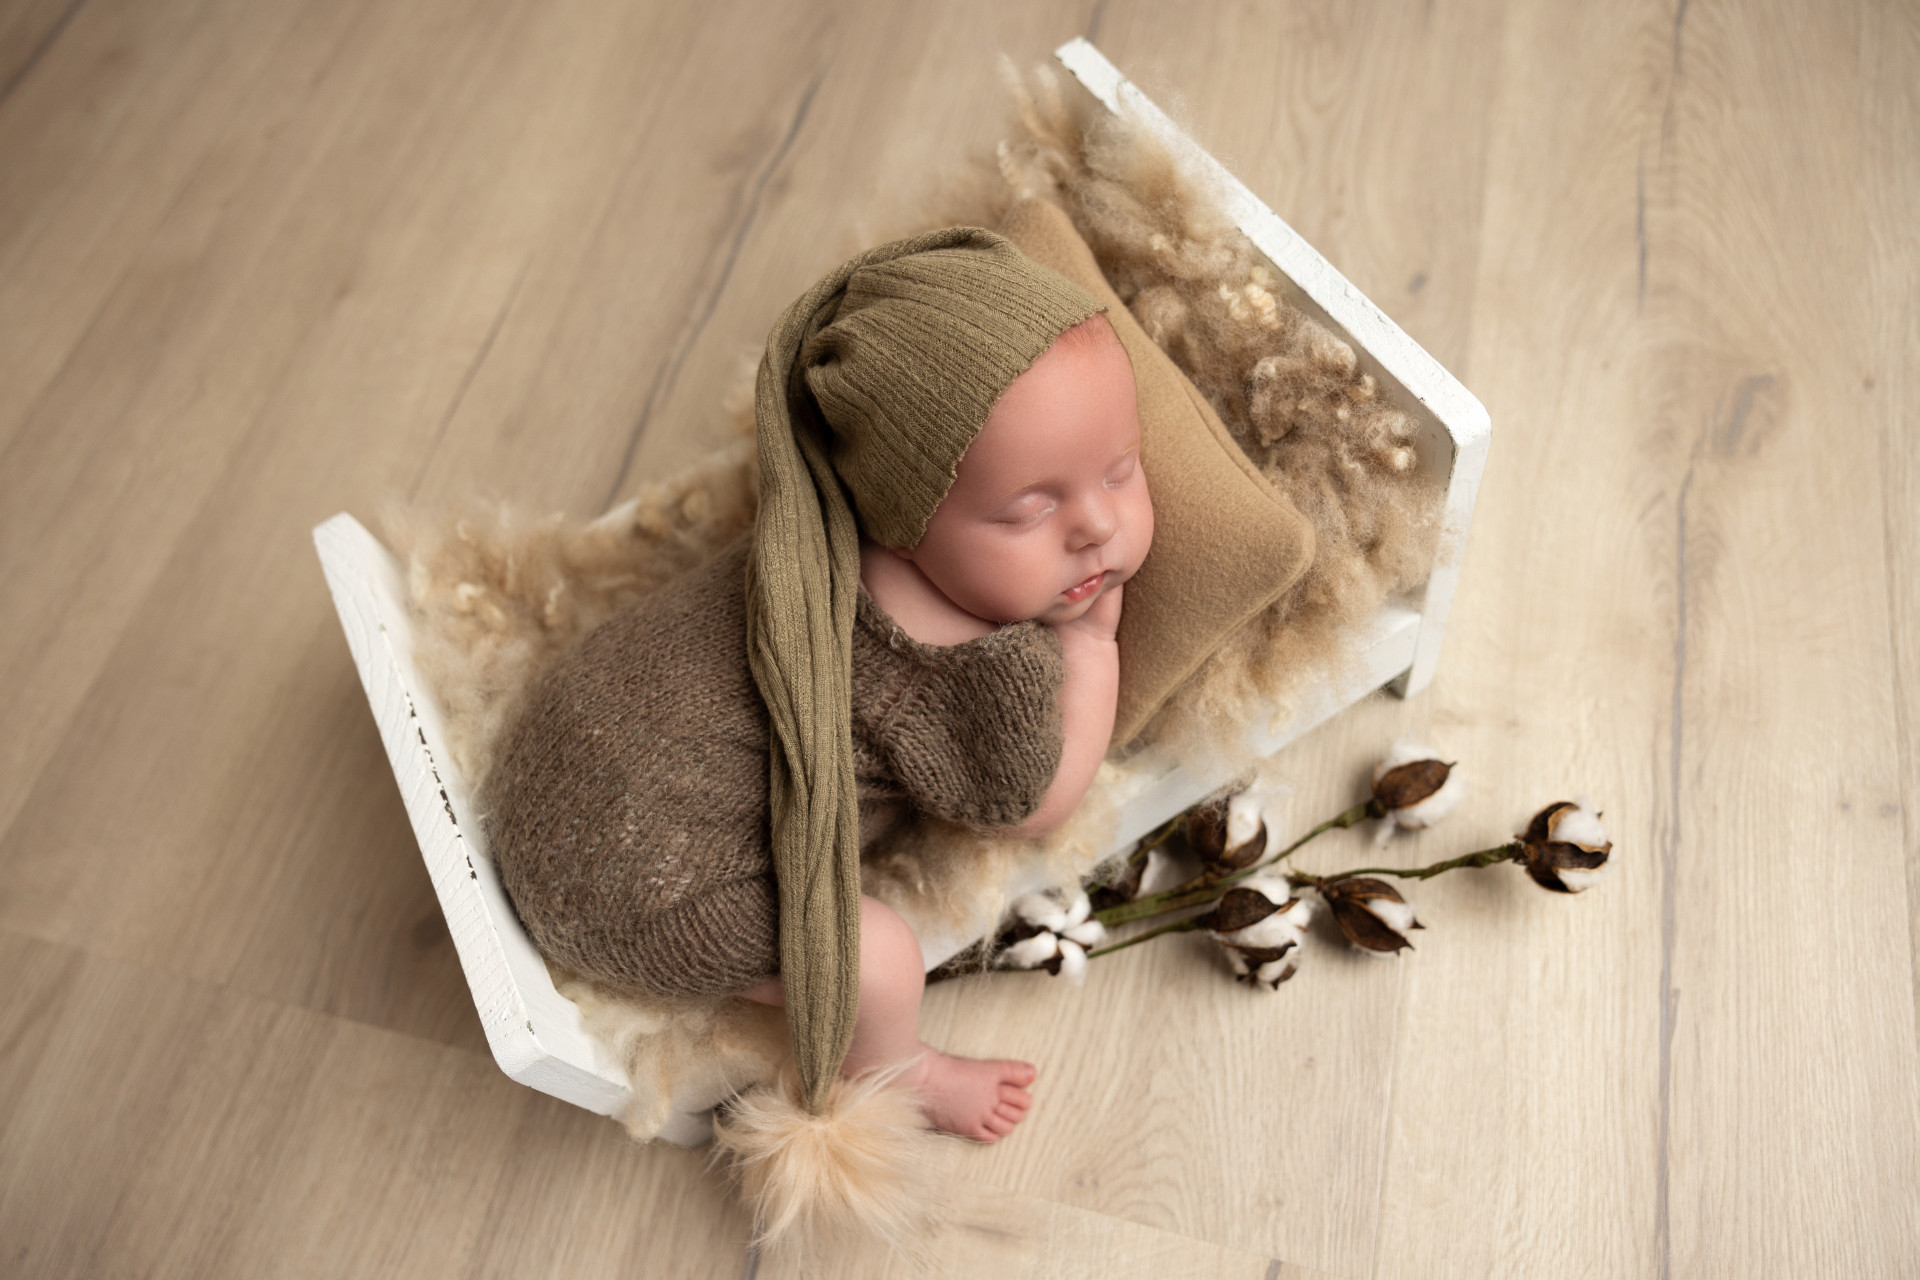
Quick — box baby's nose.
[1068,491,1118,549]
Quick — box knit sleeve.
[850,593,1067,829]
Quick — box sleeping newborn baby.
[485,228,1151,1143]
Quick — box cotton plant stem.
[1085,916,1204,959]
[991,916,1202,974]
[1094,799,1373,926]
[1096,884,1229,927]
[1081,841,1524,969]
[1292,842,1521,885]
[1018,842,1525,974]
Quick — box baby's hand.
[1056,582,1123,644]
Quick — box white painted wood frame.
[311,38,1490,1141]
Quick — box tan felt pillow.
[996,199,1315,746]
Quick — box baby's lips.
[1060,571,1106,602]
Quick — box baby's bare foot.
[911,1049,1036,1143]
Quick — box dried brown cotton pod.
[1320,877,1423,956]
[1187,796,1266,876]
[1202,878,1312,989]
[1369,740,1465,833]
[1516,801,1613,893]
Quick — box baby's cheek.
[1125,487,1156,567]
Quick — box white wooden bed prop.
[312,39,1490,1147]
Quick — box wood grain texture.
[1,0,1915,1275]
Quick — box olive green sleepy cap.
[747,226,1102,1113]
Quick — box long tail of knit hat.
[747,227,1100,1112]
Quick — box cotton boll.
[1228,903,1309,952]
[1002,932,1060,970]
[1549,805,1609,849]
[1252,954,1301,987]
[1209,879,1311,953]
[1515,800,1615,894]
[1365,895,1418,935]
[1374,737,1437,777]
[1553,864,1609,892]
[1062,889,1094,930]
[1237,874,1299,909]
[1237,783,1292,860]
[1226,791,1264,852]
[1057,939,1088,986]
[1011,892,1069,934]
[1231,944,1302,989]
[1136,845,1185,896]
[1319,877,1421,955]
[1188,796,1266,875]
[1062,918,1107,949]
[1370,741,1460,832]
[1221,762,1292,862]
[1391,769,1465,830]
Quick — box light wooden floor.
[3,0,1916,1275]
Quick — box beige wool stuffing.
[387,73,1442,1138]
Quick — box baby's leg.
[742,895,1036,1142]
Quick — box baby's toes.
[999,1082,1032,1110]
[994,1101,1027,1128]
[981,1111,1014,1138]
[1000,1060,1038,1088]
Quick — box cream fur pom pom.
[711,1061,946,1253]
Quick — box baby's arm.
[1011,585,1122,837]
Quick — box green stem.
[1267,799,1377,864]
[1096,883,1230,927]
[1021,842,1523,973]
[1094,799,1374,926]
[1294,842,1521,885]
[1085,916,1204,959]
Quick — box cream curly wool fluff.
[711,1060,945,1253]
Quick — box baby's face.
[900,318,1153,626]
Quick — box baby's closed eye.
[995,495,1055,524]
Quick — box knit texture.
[806,243,1105,549]
[485,537,1066,1003]
[749,227,1098,1110]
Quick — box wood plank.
[1375,0,1920,1274]
[753,1176,1316,1280]
[0,0,319,454]
[1648,0,1920,1270]
[0,0,863,1053]
[0,929,753,1279]
[1369,0,1679,1274]
[0,0,82,104]
[1861,0,1920,1068]
[405,0,843,512]
[0,0,486,846]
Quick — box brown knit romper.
[482,536,1067,1002]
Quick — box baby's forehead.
[951,332,1140,489]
